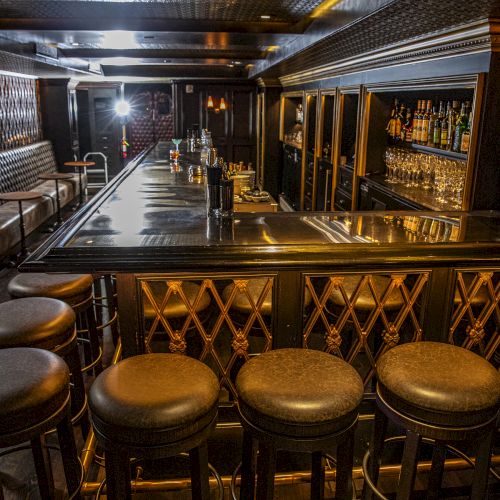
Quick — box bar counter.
[21,142,500,367]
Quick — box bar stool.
[93,274,120,347]
[8,272,103,375]
[0,348,82,499]
[362,341,500,500]
[89,353,220,500]
[236,348,364,500]
[0,297,90,438]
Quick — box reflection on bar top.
[60,142,500,249]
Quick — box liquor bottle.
[394,102,405,143]
[452,103,467,152]
[440,102,450,149]
[433,101,444,147]
[413,101,424,144]
[403,108,413,143]
[386,99,397,145]
[447,100,460,150]
[420,100,431,145]
[460,111,472,154]
[427,103,438,146]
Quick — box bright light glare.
[102,31,137,49]
[115,100,130,116]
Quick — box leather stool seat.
[143,281,211,319]
[329,275,404,312]
[236,348,363,500]
[90,353,219,446]
[8,272,93,307]
[223,278,312,316]
[376,342,500,427]
[0,348,81,499]
[89,353,220,499]
[237,348,363,438]
[0,297,75,350]
[0,347,69,435]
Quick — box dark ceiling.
[0,0,498,81]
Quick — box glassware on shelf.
[172,138,182,150]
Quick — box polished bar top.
[21,142,500,272]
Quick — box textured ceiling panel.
[0,0,324,23]
[253,0,500,77]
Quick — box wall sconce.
[207,95,227,113]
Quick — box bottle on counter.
[394,102,405,143]
[452,102,467,152]
[402,108,413,143]
[420,100,431,145]
[414,100,423,144]
[446,100,460,150]
[386,99,397,145]
[460,111,472,154]
[440,101,451,149]
[433,101,444,147]
[427,103,437,146]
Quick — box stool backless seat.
[363,341,500,500]
[0,348,81,499]
[89,353,220,500]
[236,348,364,500]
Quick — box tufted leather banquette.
[0,141,86,258]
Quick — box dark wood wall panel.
[0,73,42,150]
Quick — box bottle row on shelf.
[386,98,472,154]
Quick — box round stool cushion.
[329,275,404,312]
[0,348,70,436]
[222,278,312,316]
[236,348,363,437]
[89,353,219,446]
[8,273,93,306]
[143,282,211,319]
[0,297,76,351]
[376,342,500,427]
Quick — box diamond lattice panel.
[303,273,429,389]
[140,276,274,400]
[449,271,500,362]
[0,0,324,22]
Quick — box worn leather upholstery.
[0,348,70,435]
[329,274,404,312]
[0,141,85,257]
[376,341,500,426]
[223,278,312,316]
[0,297,75,351]
[236,348,364,437]
[89,353,219,446]
[8,273,93,307]
[143,281,211,319]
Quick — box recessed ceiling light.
[260,15,271,19]
[233,61,242,65]
[227,64,234,68]
[71,42,79,46]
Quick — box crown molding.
[280,19,499,87]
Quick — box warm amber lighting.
[207,95,214,108]
[220,97,226,110]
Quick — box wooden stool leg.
[31,434,55,499]
[336,428,355,500]
[362,405,389,500]
[396,430,421,500]
[470,427,494,500]
[56,412,82,499]
[311,451,325,500]
[427,442,446,500]
[66,344,90,438]
[189,441,211,500]
[105,446,131,500]
[256,441,276,500]
[240,429,258,500]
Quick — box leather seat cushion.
[236,348,363,437]
[89,353,219,446]
[329,275,404,312]
[0,297,75,351]
[377,342,500,426]
[0,348,70,435]
[8,273,93,305]
[143,281,211,319]
[222,278,312,316]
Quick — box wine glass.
[172,138,182,151]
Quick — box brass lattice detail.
[140,277,273,398]
[449,271,500,360]
[303,273,429,387]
